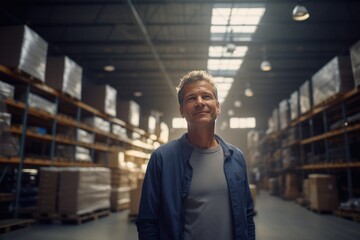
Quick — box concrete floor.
[1,191,360,240]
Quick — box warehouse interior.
[0,0,360,239]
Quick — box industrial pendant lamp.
[244,83,254,97]
[260,46,271,71]
[292,4,310,21]
[226,29,236,54]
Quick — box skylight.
[207,4,265,104]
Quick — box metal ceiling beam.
[52,39,357,46]
[4,0,355,6]
[125,0,177,99]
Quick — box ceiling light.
[228,109,234,116]
[226,29,236,54]
[260,46,271,71]
[260,60,272,71]
[244,83,254,97]
[234,100,242,108]
[134,91,143,97]
[104,65,115,72]
[292,5,310,21]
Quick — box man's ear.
[216,101,221,115]
[179,105,184,117]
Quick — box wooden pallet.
[35,212,60,223]
[333,209,360,223]
[0,219,34,234]
[60,208,110,225]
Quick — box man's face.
[179,80,220,127]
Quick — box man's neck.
[187,127,218,149]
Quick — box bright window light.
[208,59,243,71]
[213,77,234,83]
[208,46,248,58]
[172,118,187,129]
[231,25,257,33]
[230,117,256,129]
[208,5,265,105]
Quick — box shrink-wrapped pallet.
[290,90,299,120]
[82,84,117,116]
[350,40,360,88]
[45,56,83,100]
[28,93,57,115]
[0,80,15,99]
[299,80,312,114]
[58,167,111,215]
[117,100,140,127]
[312,56,354,107]
[0,25,47,82]
[308,174,339,211]
[279,99,290,130]
[83,116,110,133]
[37,167,61,214]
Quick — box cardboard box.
[117,100,140,127]
[82,84,117,116]
[350,40,360,88]
[290,90,299,120]
[58,168,111,215]
[45,56,83,100]
[279,99,290,130]
[308,174,339,211]
[0,25,48,82]
[130,177,144,215]
[37,168,60,214]
[299,80,312,114]
[312,56,354,107]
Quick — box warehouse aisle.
[1,191,360,240]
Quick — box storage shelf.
[301,162,360,170]
[300,122,360,145]
[290,88,360,126]
[0,156,101,167]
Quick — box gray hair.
[176,70,218,105]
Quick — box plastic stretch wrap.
[82,85,117,116]
[45,56,82,100]
[0,25,48,82]
[299,80,312,114]
[350,40,360,88]
[312,56,354,107]
[105,85,117,116]
[272,108,279,132]
[83,116,110,133]
[75,146,91,162]
[28,93,56,115]
[58,167,111,215]
[0,80,15,99]
[117,100,140,127]
[290,91,299,120]
[76,128,94,144]
[111,124,127,138]
[279,99,290,130]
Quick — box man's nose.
[195,96,205,105]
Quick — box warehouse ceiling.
[1,0,360,130]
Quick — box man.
[136,70,255,240]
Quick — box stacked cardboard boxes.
[37,168,60,215]
[58,167,111,215]
[45,56,83,100]
[308,174,339,211]
[312,56,354,107]
[82,84,117,117]
[0,25,48,82]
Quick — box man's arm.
[136,153,161,240]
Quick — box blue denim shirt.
[136,133,255,240]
